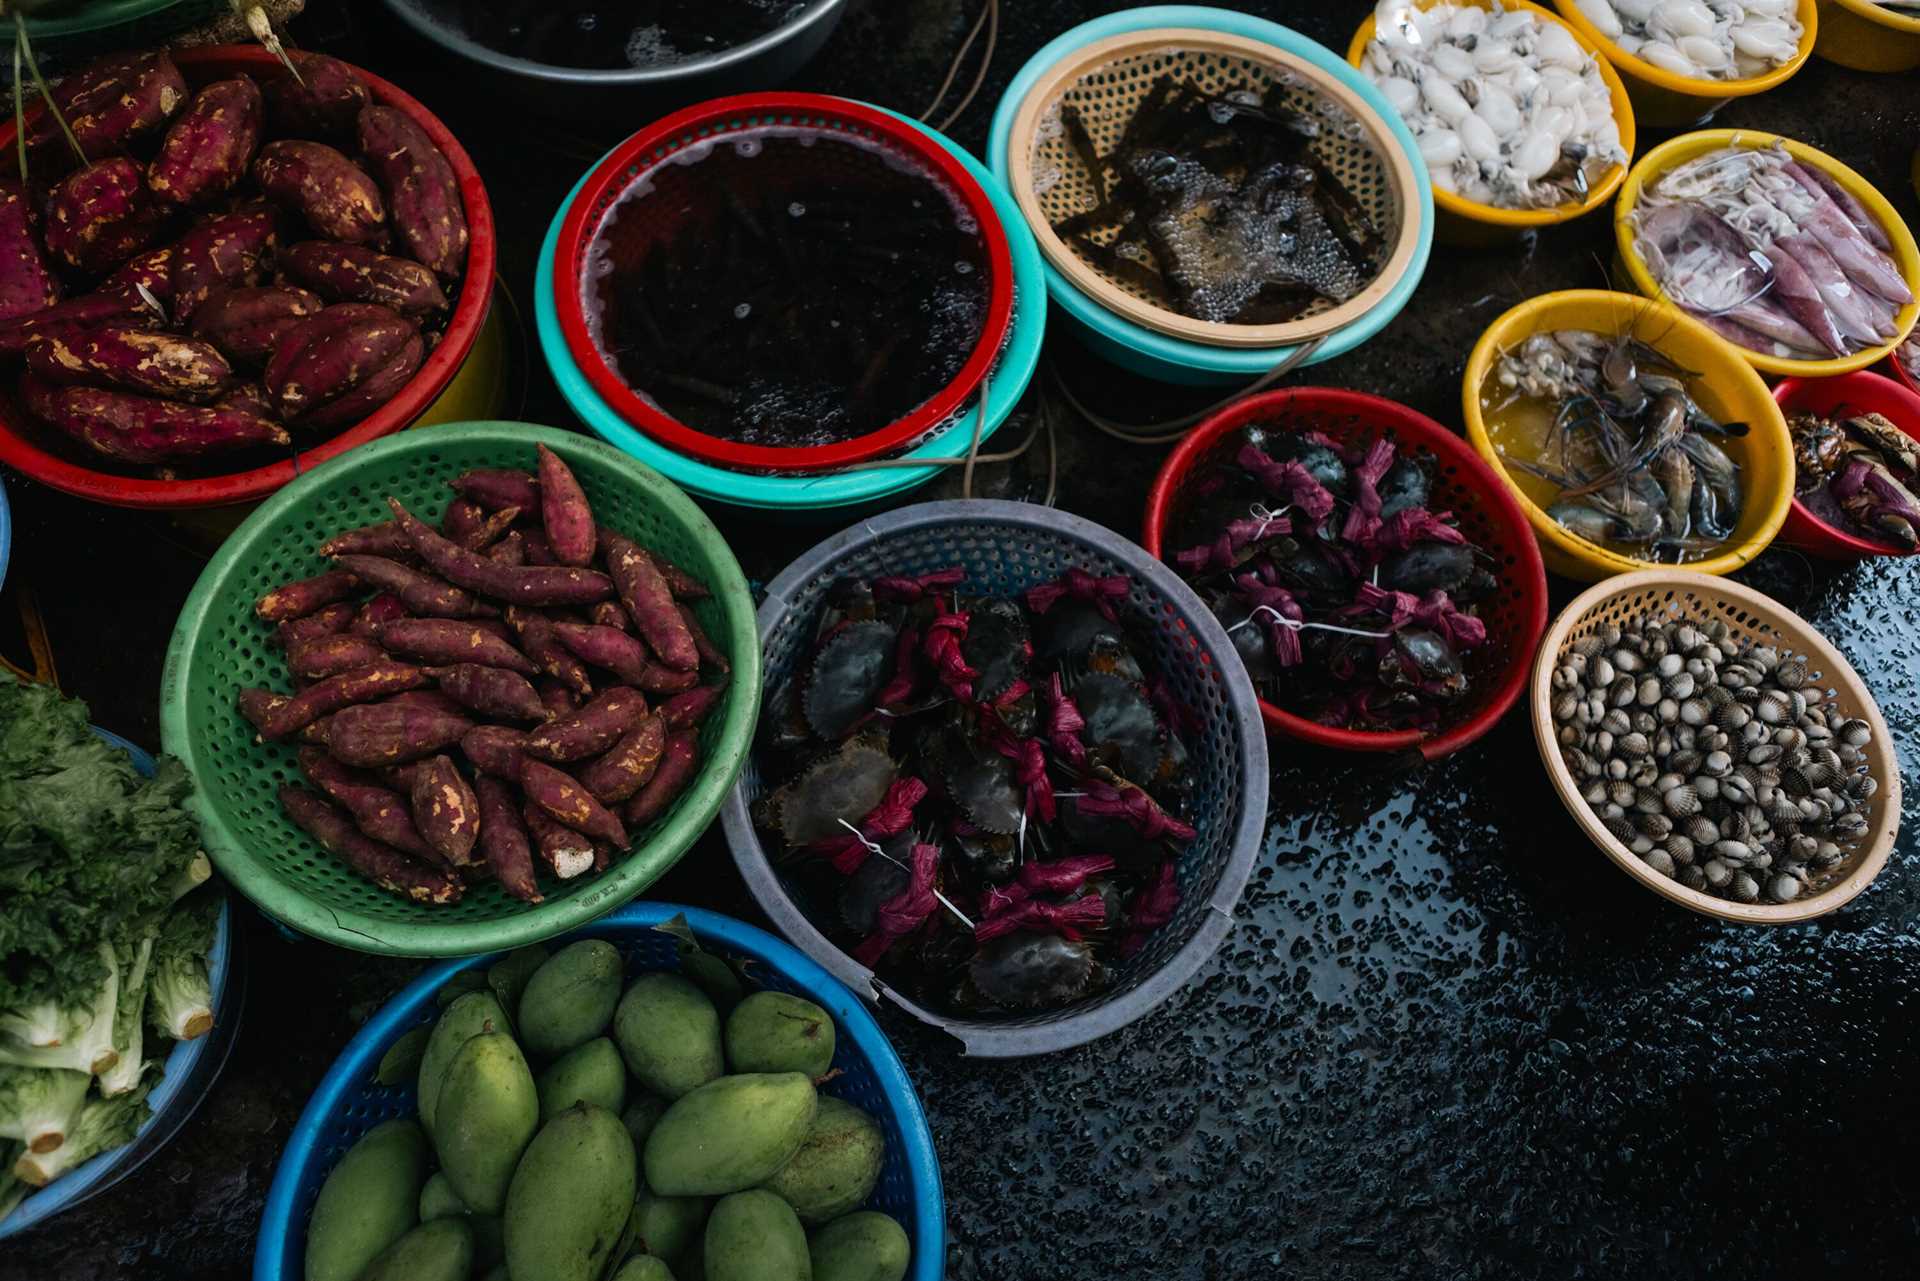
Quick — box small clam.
[1609,780,1638,808]
[1636,676,1662,707]
[1694,775,1721,801]
[1838,719,1872,748]
[1834,811,1869,839]
[1601,708,1632,735]
[1754,691,1791,725]
[1678,697,1710,727]
[1704,684,1736,710]
[1582,780,1608,805]
[1662,784,1701,817]
[1635,811,1673,838]
[1851,774,1878,800]
[1572,633,1606,659]
[1679,865,1708,891]
[1768,874,1801,904]
[1729,872,1760,904]
[1612,648,1644,674]
[1714,839,1753,864]
[1815,840,1843,865]
[1774,659,1807,689]
[1593,730,1616,758]
[1610,676,1638,708]
[1664,672,1695,701]
[1713,703,1751,732]
[1721,774,1755,806]
[1702,749,1732,777]
[1606,758,1629,781]
[1665,833,1695,864]
[1618,731,1651,758]
[1702,858,1732,888]
[1588,656,1616,688]
[1684,815,1718,845]
[1603,815,1636,845]
[1643,848,1677,878]
[1657,697,1680,724]
[1747,744,1782,766]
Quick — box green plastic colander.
[159,422,761,957]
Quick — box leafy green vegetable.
[0,1065,88,1153]
[0,1143,24,1223]
[146,892,219,1042]
[10,1068,155,1188]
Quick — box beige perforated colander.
[1005,27,1423,350]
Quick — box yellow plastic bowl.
[1346,0,1635,247]
[1814,0,1920,71]
[1552,0,1817,127]
[1462,289,1793,582]
[1614,129,1920,377]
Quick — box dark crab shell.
[942,744,1025,837]
[967,929,1097,1011]
[762,735,898,847]
[836,828,917,934]
[1057,790,1175,874]
[1379,540,1475,596]
[950,821,1018,885]
[1376,454,1432,521]
[803,619,898,740]
[959,596,1032,704]
[1031,598,1137,675]
[1070,670,1168,787]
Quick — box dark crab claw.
[1834,455,1920,548]
[966,929,1096,1010]
[803,619,899,739]
[1842,412,1920,475]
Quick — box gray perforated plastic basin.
[719,500,1269,1058]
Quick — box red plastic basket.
[552,92,1014,473]
[1773,369,1920,560]
[1882,343,1920,401]
[0,47,496,510]
[1143,388,1548,760]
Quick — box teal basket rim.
[21,0,194,37]
[985,4,1435,382]
[535,103,1047,512]
[250,902,945,1281]
[157,422,762,958]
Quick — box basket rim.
[249,902,945,1281]
[534,111,1048,511]
[1460,288,1795,580]
[1142,385,1548,757]
[985,3,1436,378]
[551,91,1016,473]
[1827,0,1920,33]
[1773,368,1920,559]
[0,47,498,511]
[719,498,1270,1058]
[1550,0,1818,99]
[1344,0,1636,232]
[1529,568,1901,924]
[157,422,762,957]
[1612,127,1920,378]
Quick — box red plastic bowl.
[1143,388,1548,760]
[1882,339,1920,400]
[1773,369,1920,559]
[552,92,1014,473]
[0,47,495,510]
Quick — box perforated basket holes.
[183,437,738,927]
[747,520,1245,1032]
[1030,47,1398,320]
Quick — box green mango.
[808,1211,909,1281]
[353,1216,473,1281]
[611,1255,679,1281]
[417,991,511,1137]
[418,1170,468,1221]
[303,1118,429,1281]
[376,1025,429,1087]
[503,1103,638,1281]
[488,945,550,1017]
[723,992,835,1078]
[537,1036,629,1122]
[435,1031,540,1216]
[644,1073,816,1197]
[613,972,723,1100]
[761,1098,883,1225]
[703,1190,809,1281]
[630,1188,709,1261]
[518,940,624,1059]
[677,948,744,1013]
[622,1093,669,1149]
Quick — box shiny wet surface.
[5,2,1917,1277]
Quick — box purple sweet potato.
[22,376,285,463]
[264,52,371,138]
[521,758,628,847]
[320,518,413,560]
[504,606,593,696]
[474,776,542,902]
[0,291,157,358]
[256,569,360,622]
[281,240,449,317]
[279,784,461,903]
[625,731,699,828]
[148,77,264,207]
[452,467,538,511]
[410,754,480,867]
[520,531,557,566]
[430,663,546,721]
[525,686,648,763]
[191,286,324,365]
[443,500,519,553]
[288,633,386,681]
[356,104,469,278]
[384,688,467,716]
[536,444,595,566]
[255,660,426,738]
[329,554,489,619]
[0,180,60,323]
[550,622,697,693]
[659,683,724,730]
[460,725,531,778]
[594,535,708,600]
[577,716,666,805]
[298,746,438,862]
[43,158,169,275]
[535,679,578,720]
[379,617,536,673]
[292,330,423,431]
[488,531,526,566]
[388,498,615,606]
[264,302,419,423]
[590,601,630,633]
[676,603,729,673]
[601,531,698,672]
[525,803,594,880]
[101,244,173,305]
[169,204,281,321]
[277,600,356,649]
[32,51,189,162]
[252,140,385,243]
[351,591,410,637]
[237,687,289,739]
[324,701,473,767]
[27,326,233,402]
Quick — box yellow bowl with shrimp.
[1462,289,1792,581]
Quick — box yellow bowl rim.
[1828,0,1920,35]
[1346,0,1636,230]
[1550,0,1819,98]
[1460,287,1794,578]
[1613,128,1920,376]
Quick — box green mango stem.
[14,13,83,164]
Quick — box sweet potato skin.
[148,77,264,207]
[169,204,280,321]
[288,633,386,680]
[255,568,360,622]
[602,531,699,671]
[298,746,438,862]
[26,326,233,403]
[659,683,724,730]
[264,52,371,138]
[521,758,628,847]
[279,784,461,903]
[577,716,666,805]
[350,592,410,637]
[23,375,288,463]
[281,240,448,316]
[0,179,60,323]
[536,444,595,566]
[460,725,531,778]
[292,331,423,431]
[452,467,538,511]
[677,603,730,673]
[474,775,542,901]
[252,140,385,243]
[430,663,546,722]
[43,158,168,275]
[356,105,469,278]
[191,286,324,365]
[379,617,536,673]
[324,701,473,767]
[525,687,648,763]
[277,600,356,648]
[389,498,615,606]
[330,554,490,619]
[257,660,427,738]
[33,51,189,162]
[524,803,594,879]
[264,302,418,423]
[0,292,156,358]
[551,622,698,693]
[410,754,481,866]
[624,731,699,827]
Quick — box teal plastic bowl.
[536,106,1046,514]
[986,5,1434,386]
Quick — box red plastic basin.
[1773,369,1920,559]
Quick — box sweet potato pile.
[0,48,469,473]
[237,446,728,906]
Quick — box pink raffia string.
[1075,778,1196,843]
[850,842,942,966]
[1174,508,1293,575]
[974,893,1106,943]
[872,567,966,603]
[1118,862,1180,959]
[988,677,1032,712]
[980,854,1117,914]
[1237,442,1336,525]
[1023,567,1131,621]
[1232,573,1305,666]
[815,776,930,875]
[1041,673,1088,768]
[875,623,925,710]
[1340,438,1397,547]
[1346,583,1487,651]
[922,611,978,702]
[1148,674,1199,740]
[1377,507,1467,552]
[996,731,1055,822]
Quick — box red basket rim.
[1773,369,1920,559]
[0,47,496,511]
[1143,387,1549,760]
[551,92,1015,473]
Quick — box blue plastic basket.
[536,106,1047,514]
[253,903,944,1281]
[0,729,237,1241]
[986,5,1435,386]
[0,472,10,598]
